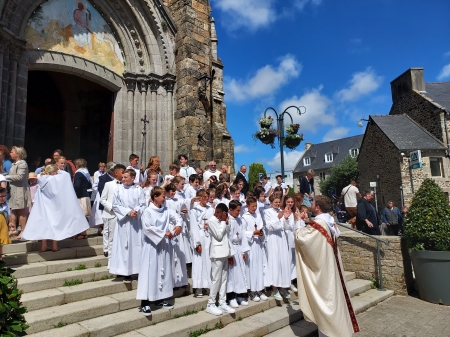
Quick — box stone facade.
[0,0,233,171]
[338,232,414,296]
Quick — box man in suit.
[98,162,116,210]
[356,190,381,235]
[100,164,126,259]
[233,165,249,196]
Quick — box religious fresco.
[25,0,125,75]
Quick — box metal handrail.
[336,222,388,291]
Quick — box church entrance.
[25,70,114,173]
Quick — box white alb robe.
[89,180,104,228]
[110,184,146,276]
[22,172,89,240]
[189,204,215,288]
[241,211,267,292]
[264,207,292,288]
[287,216,305,280]
[227,214,250,294]
[176,190,193,263]
[137,203,181,301]
[185,185,198,199]
[213,197,230,207]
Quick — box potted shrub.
[283,133,303,150]
[403,178,450,305]
[285,123,300,135]
[252,128,279,148]
[0,257,29,335]
[259,116,274,129]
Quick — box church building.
[0,0,234,171]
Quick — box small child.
[213,183,230,207]
[0,187,12,258]
[205,203,235,316]
[207,188,216,207]
[185,174,200,199]
[164,163,181,182]
[289,204,308,291]
[229,185,241,202]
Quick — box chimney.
[390,68,425,103]
[305,142,312,151]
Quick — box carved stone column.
[149,79,159,157]
[138,78,148,165]
[124,76,136,154]
[5,45,20,147]
[165,80,175,166]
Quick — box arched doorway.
[25,70,114,172]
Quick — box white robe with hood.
[227,214,250,294]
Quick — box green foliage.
[248,163,267,188]
[0,259,29,336]
[174,309,198,319]
[188,322,222,337]
[54,322,67,328]
[94,262,102,268]
[99,275,114,281]
[319,155,359,196]
[62,279,83,287]
[75,264,86,270]
[66,268,72,271]
[288,187,294,196]
[404,178,450,251]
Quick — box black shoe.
[141,305,152,316]
[155,300,173,309]
[103,252,108,257]
[123,276,132,283]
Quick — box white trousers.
[208,257,228,305]
[102,217,116,260]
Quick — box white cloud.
[294,0,322,10]
[234,144,252,153]
[212,0,276,31]
[267,150,304,172]
[322,127,350,142]
[226,55,302,102]
[437,63,450,80]
[335,67,383,102]
[277,85,334,132]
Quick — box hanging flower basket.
[283,133,304,150]
[259,116,274,129]
[286,123,300,135]
[253,128,279,148]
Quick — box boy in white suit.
[205,203,235,316]
[100,164,126,262]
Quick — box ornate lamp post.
[255,106,306,180]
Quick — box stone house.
[0,0,234,172]
[293,135,364,194]
[358,68,450,207]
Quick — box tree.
[248,163,267,188]
[319,155,358,196]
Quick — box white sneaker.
[218,303,236,314]
[206,304,223,316]
[290,284,298,292]
[237,297,248,306]
[194,290,203,298]
[239,299,249,306]
[258,292,268,301]
[273,289,282,301]
[229,298,239,308]
[249,291,260,302]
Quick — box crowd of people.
[0,144,359,336]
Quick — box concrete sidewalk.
[266,296,450,337]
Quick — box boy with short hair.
[206,203,235,316]
[127,154,142,185]
[261,175,272,197]
[185,174,200,199]
[276,175,288,196]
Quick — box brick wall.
[338,232,414,296]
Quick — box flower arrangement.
[253,128,279,148]
[259,116,274,128]
[285,123,300,135]
[283,133,304,150]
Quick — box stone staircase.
[3,230,394,337]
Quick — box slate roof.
[424,82,450,113]
[293,134,364,173]
[370,114,446,151]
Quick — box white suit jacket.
[208,215,231,259]
[100,180,121,219]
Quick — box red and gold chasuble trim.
[309,221,360,333]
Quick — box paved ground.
[269,296,450,337]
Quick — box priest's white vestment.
[227,214,250,294]
[189,204,214,288]
[22,172,89,240]
[110,184,146,276]
[295,215,359,337]
[137,203,181,301]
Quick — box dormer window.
[349,148,359,157]
[325,153,333,163]
[303,157,311,166]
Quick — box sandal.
[74,234,88,240]
[52,248,60,252]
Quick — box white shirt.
[203,170,221,183]
[262,181,272,196]
[341,185,359,208]
[276,182,288,195]
[179,166,196,180]
[127,166,142,184]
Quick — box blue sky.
[210,0,450,173]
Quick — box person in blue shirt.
[382,201,402,236]
[0,145,12,174]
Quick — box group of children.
[98,153,311,317]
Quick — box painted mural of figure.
[71,1,93,49]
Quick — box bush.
[0,258,29,336]
[248,163,267,188]
[404,178,450,251]
[319,155,358,196]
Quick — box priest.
[294,195,359,337]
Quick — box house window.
[430,157,443,177]
[349,148,359,157]
[303,157,311,166]
[325,153,333,163]
[319,172,326,180]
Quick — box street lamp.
[358,118,370,128]
[261,106,306,181]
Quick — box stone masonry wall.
[338,232,414,296]
[358,123,403,208]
